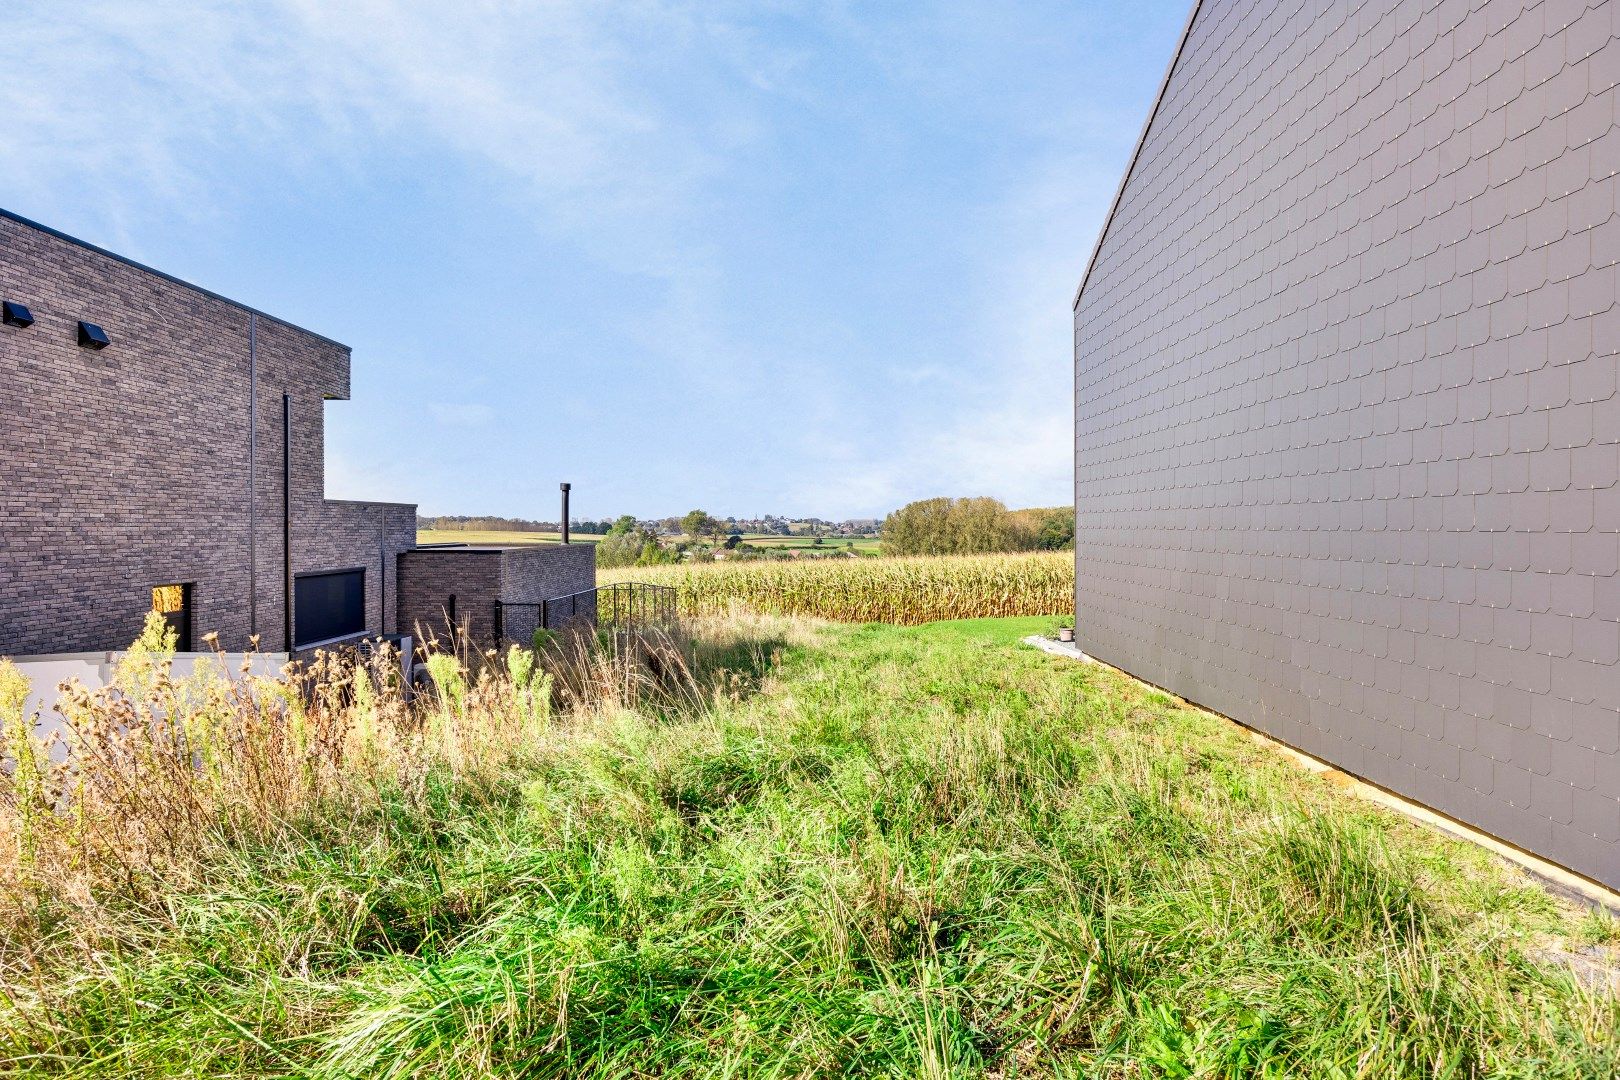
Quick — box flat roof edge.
[406,543,588,554]
[406,545,507,554]
[324,498,418,510]
[0,207,350,351]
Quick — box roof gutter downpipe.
[283,393,293,655]
[248,314,258,638]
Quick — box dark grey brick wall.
[0,212,416,655]
[397,549,504,646]
[500,544,596,606]
[501,544,599,638]
[1074,0,1620,886]
[396,544,596,647]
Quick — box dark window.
[152,583,192,651]
[294,569,366,647]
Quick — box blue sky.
[6,1,1185,522]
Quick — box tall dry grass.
[0,611,760,962]
[601,550,1074,624]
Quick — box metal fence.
[495,581,676,644]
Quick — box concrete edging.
[1023,635,1620,916]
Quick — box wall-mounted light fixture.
[77,321,110,349]
[2,301,33,328]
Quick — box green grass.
[4,616,1615,1077]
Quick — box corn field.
[600,551,1074,624]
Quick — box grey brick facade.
[0,210,416,654]
[498,544,597,628]
[1074,0,1620,887]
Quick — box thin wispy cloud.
[5,1,739,266]
[4,0,1186,519]
[428,403,498,428]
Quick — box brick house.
[0,209,592,656]
[1073,1,1620,888]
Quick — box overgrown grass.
[601,551,1074,624]
[1,615,1615,1077]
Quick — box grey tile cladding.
[1074,0,1620,886]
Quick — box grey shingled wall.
[1074,0,1620,886]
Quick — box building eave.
[0,207,350,351]
[1071,0,1206,313]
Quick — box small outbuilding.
[397,543,598,646]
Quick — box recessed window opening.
[151,583,193,652]
[294,568,366,648]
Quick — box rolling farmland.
[417,529,605,546]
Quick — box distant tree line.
[420,514,881,538]
[428,503,1069,564]
[880,498,1074,556]
[418,515,618,534]
[419,515,550,532]
[567,520,618,535]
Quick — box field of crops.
[599,550,1073,624]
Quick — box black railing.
[495,582,676,644]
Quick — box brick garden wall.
[396,549,504,646]
[501,543,597,628]
[397,544,598,648]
